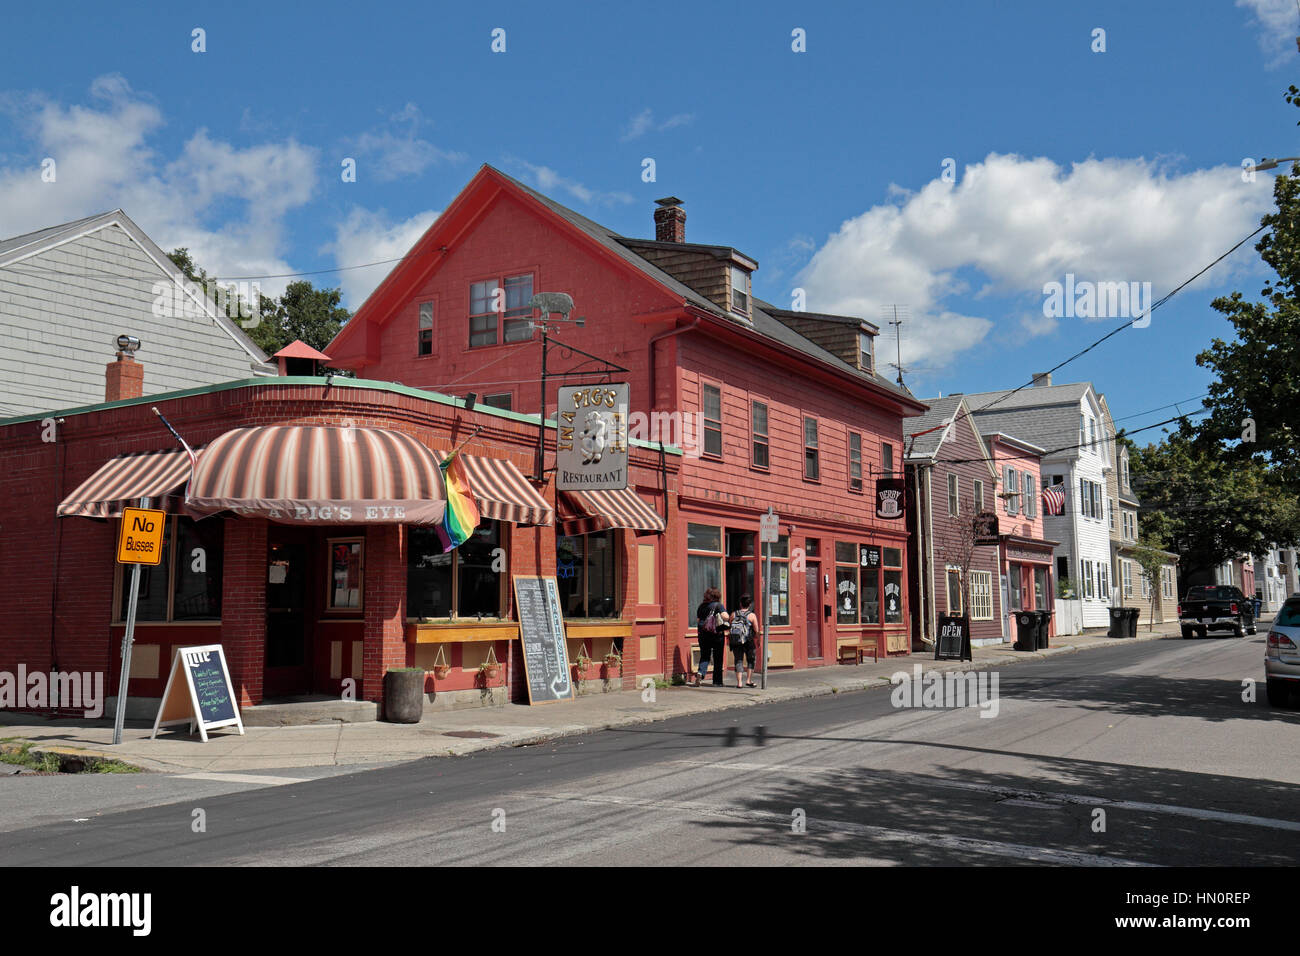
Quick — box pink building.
[981,430,1058,640]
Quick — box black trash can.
[1015,611,1037,651]
[1126,607,1140,637]
[1035,609,1052,649]
[1108,607,1127,638]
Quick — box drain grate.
[441,730,501,739]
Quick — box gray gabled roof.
[0,210,123,262]
[902,394,964,459]
[957,382,1098,459]
[491,166,919,408]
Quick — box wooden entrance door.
[806,562,823,659]
[265,527,314,698]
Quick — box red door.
[806,563,822,659]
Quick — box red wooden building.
[327,166,927,670]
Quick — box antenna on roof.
[882,305,910,386]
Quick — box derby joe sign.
[556,384,629,491]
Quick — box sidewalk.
[0,622,1184,775]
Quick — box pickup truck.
[1178,585,1257,639]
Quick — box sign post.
[113,500,165,745]
[759,507,779,691]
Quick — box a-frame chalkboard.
[151,644,245,742]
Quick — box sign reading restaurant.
[555,383,629,491]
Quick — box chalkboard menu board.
[151,644,245,742]
[935,614,972,662]
[512,576,575,705]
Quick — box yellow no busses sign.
[117,507,166,565]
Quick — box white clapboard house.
[0,209,273,418]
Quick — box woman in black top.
[694,586,729,686]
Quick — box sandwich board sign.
[151,644,245,742]
[512,575,575,704]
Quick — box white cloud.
[619,109,695,142]
[796,153,1273,370]
[0,74,317,298]
[503,158,634,207]
[1237,0,1299,66]
[351,103,464,182]
[326,206,441,310]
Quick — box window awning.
[558,488,665,536]
[57,447,198,518]
[451,454,553,526]
[187,425,446,525]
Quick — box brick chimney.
[1032,372,1052,387]
[654,197,686,243]
[106,350,143,402]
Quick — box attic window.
[859,330,873,372]
[731,265,750,315]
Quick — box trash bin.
[1108,607,1127,638]
[1254,598,1263,619]
[1035,609,1052,649]
[1125,607,1140,637]
[1015,611,1037,651]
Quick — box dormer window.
[859,330,873,372]
[730,265,750,315]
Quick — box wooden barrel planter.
[383,668,426,723]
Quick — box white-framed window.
[1004,467,1019,515]
[1023,471,1035,518]
[1083,559,1094,599]
[974,479,984,512]
[1099,563,1109,600]
[948,474,959,516]
[946,566,963,614]
[1162,567,1174,599]
[859,330,873,372]
[1142,571,1151,598]
[731,264,750,315]
[969,570,993,620]
[1109,499,1116,530]
[1123,561,1133,597]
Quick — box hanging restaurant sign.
[974,511,1000,546]
[556,383,629,491]
[875,477,906,519]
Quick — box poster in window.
[329,540,363,610]
[836,568,858,623]
[555,383,629,490]
[860,545,881,569]
[884,571,903,623]
[875,477,906,519]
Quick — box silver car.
[1265,597,1300,707]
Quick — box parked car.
[1177,585,1257,639]
[1265,597,1300,707]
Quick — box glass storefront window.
[861,567,880,623]
[457,522,502,617]
[836,566,859,623]
[557,530,618,618]
[327,538,364,611]
[407,521,505,619]
[688,523,721,552]
[407,529,454,618]
[117,517,224,622]
[883,570,903,623]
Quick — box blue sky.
[1,0,1296,437]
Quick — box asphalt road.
[3,633,1298,867]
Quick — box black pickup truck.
[1178,585,1257,639]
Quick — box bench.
[837,642,879,665]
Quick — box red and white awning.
[453,454,553,526]
[188,425,446,524]
[558,488,665,536]
[57,447,198,518]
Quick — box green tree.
[1194,86,1300,491]
[1129,535,1171,632]
[1130,433,1300,583]
[165,250,350,359]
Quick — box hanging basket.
[432,645,451,681]
[478,645,501,683]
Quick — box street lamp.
[1246,156,1300,172]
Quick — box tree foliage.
[165,249,349,358]
[1194,85,1300,491]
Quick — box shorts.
[730,639,755,668]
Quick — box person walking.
[728,593,759,688]
[693,587,729,686]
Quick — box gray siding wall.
[0,223,266,416]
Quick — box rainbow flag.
[437,450,480,551]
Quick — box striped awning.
[57,447,197,518]
[456,454,553,526]
[188,425,446,525]
[558,488,665,536]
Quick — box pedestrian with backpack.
[728,593,759,688]
[693,587,729,686]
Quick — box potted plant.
[572,642,593,680]
[383,667,426,724]
[603,644,622,677]
[478,646,501,683]
[431,645,451,681]
[1057,577,1077,600]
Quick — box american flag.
[1041,483,1066,516]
